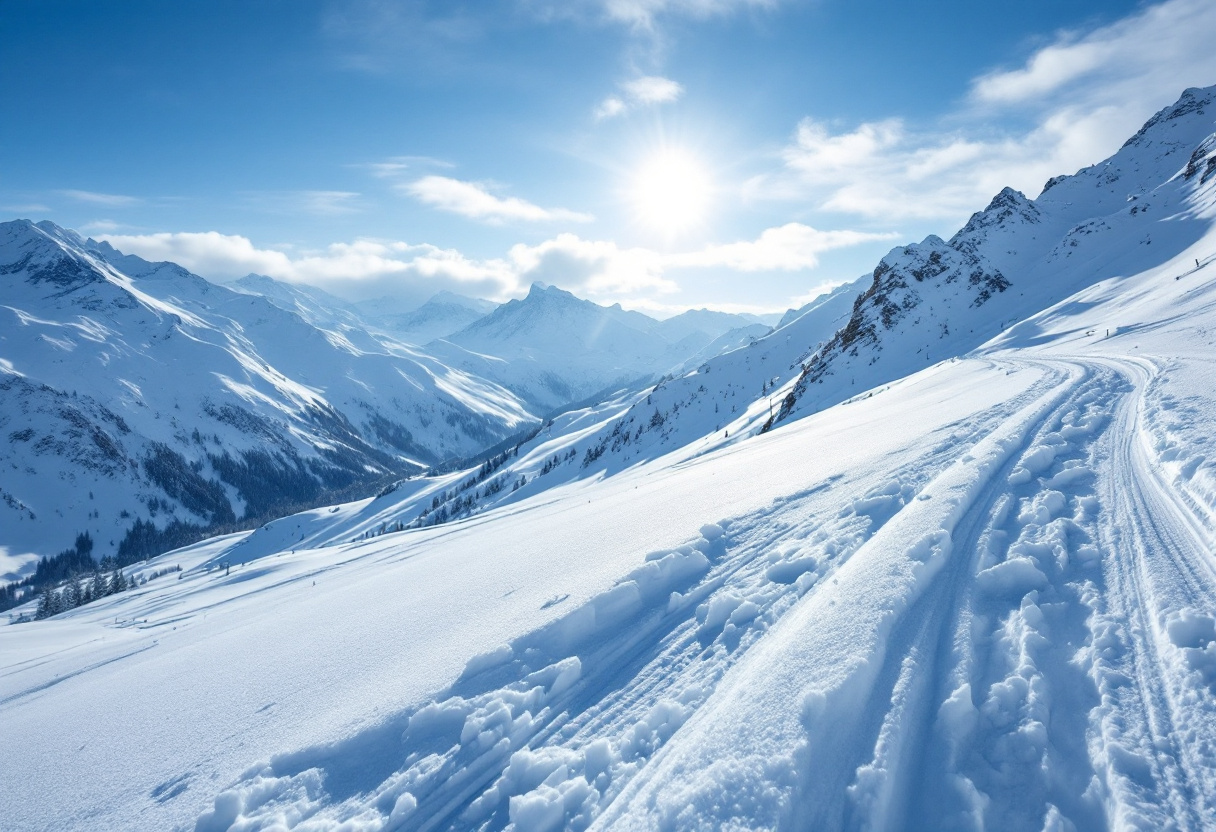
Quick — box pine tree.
[62,579,82,610]
[90,571,106,602]
[108,568,127,595]
[36,585,58,620]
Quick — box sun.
[630,148,712,236]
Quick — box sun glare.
[630,149,712,236]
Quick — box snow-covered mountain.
[225,273,370,334]
[0,222,535,578]
[514,83,1216,477]
[6,85,1216,832]
[768,86,1216,428]
[367,290,499,345]
[653,307,771,342]
[429,282,761,411]
[240,86,1216,546]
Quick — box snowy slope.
[4,85,1216,832]
[0,222,535,577]
[225,273,370,335]
[769,86,1216,429]
[199,86,1216,569]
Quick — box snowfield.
[4,86,1216,832]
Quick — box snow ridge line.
[592,361,1087,830]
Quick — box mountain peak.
[0,219,107,291]
[1121,82,1215,150]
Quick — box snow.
[0,357,1043,831]
[4,85,1216,832]
[0,223,538,575]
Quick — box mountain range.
[0,230,773,579]
[5,84,1216,832]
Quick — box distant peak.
[524,282,577,302]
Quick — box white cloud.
[59,190,142,207]
[404,176,594,224]
[508,233,674,295]
[596,0,776,30]
[594,96,627,120]
[670,223,898,271]
[969,0,1216,108]
[596,74,684,119]
[243,190,362,216]
[755,0,1216,223]
[100,232,296,279]
[359,155,454,178]
[98,231,518,303]
[79,220,127,234]
[508,223,892,296]
[99,220,888,306]
[623,75,683,104]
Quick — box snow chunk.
[976,556,1048,596]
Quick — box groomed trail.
[184,352,1216,832]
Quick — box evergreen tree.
[108,568,127,595]
[90,571,107,602]
[62,579,82,610]
[35,586,56,619]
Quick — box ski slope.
[4,228,1216,831]
[5,88,1216,832]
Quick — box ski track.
[191,364,1063,832]
[1089,356,1216,831]
[187,352,1216,832]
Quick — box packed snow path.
[3,354,1215,832]
[177,356,1215,832]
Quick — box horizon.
[4,0,1215,316]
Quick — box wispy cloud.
[967,0,1216,107]
[749,0,1216,223]
[623,75,683,103]
[59,189,142,207]
[508,223,894,295]
[669,224,898,271]
[533,0,778,31]
[99,231,519,303]
[358,155,455,178]
[404,176,594,223]
[595,74,684,119]
[1,203,51,214]
[509,234,674,295]
[243,190,363,216]
[99,220,888,305]
[79,220,128,234]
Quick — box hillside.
[3,85,1216,832]
[0,222,535,579]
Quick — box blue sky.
[3,0,1215,315]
